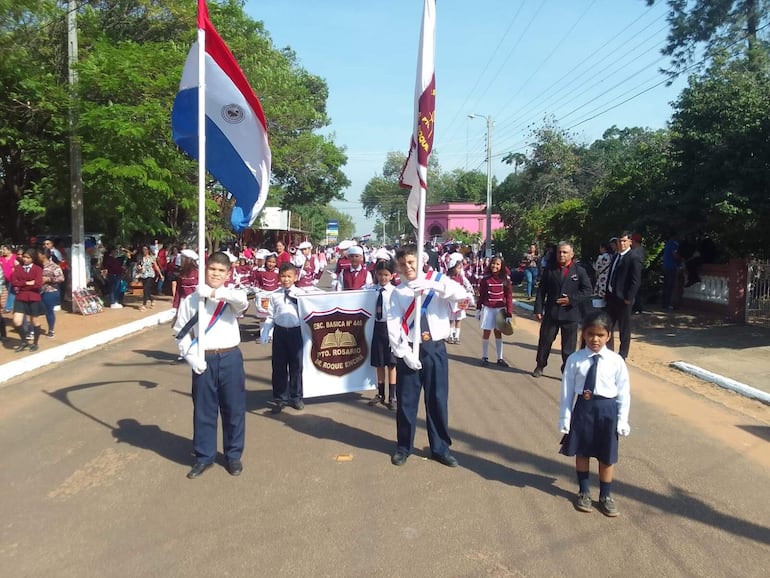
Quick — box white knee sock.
[482,339,489,358]
[496,339,503,359]
[455,327,461,340]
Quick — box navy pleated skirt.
[560,396,619,465]
[370,321,396,367]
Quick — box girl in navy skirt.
[558,310,631,517]
[368,260,397,410]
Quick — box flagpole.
[196,6,206,359]
[413,186,426,356]
[411,0,435,357]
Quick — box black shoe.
[226,459,243,476]
[186,462,212,479]
[291,398,304,410]
[391,451,408,466]
[14,342,28,353]
[29,344,39,352]
[367,393,384,407]
[531,367,543,378]
[480,357,488,366]
[271,401,285,414]
[496,359,509,367]
[387,399,397,411]
[431,452,459,468]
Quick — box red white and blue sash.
[188,300,228,349]
[401,270,442,335]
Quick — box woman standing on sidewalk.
[10,248,44,352]
[136,245,163,311]
[1,244,18,313]
[37,248,65,338]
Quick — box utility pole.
[484,115,493,258]
[68,1,87,300]
[469,113,493,258]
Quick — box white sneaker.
[110,303,124,309]
[53,305,61,312]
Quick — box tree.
[291,204,353,245]
[0,0,69,241]
[580,126,671,257]
[497,122,589,251]
[645,0,770,78]
[0,0,351,244]
[667,58,770,257]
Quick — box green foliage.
[291,204,353,245]
[444,227,481,246]
[0,0,350,244]
[668,57,770,257]
[645,0,770,78]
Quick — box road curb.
[0,310,175,386]
[669,361,770,406]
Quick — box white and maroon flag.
[398,0,436,229]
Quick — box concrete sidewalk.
[2,294,769,405]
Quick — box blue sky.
[245,0,687,236]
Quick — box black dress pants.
[535,316,578,371]
[606,293,632,359]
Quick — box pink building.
[424,202,504,241]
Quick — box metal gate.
[746,259,770,327]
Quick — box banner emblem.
[306,308,371,376]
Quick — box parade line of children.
[174,240,631,518]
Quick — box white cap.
[448,252,464,269]
[347,245,364,256]
[224,251,238,263]
[255,249,270,259]
[374,248,391,261]
[180,248,199,261]
[298,241,312,250]
[338,240,354,251]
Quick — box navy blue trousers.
[191,348,245,463]
[395,339,451,456]
[272,325,303,402]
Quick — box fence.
[746,259,770,327]
[681,259,746,322]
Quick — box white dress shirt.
[386,272,468,355]
[263,285,305,330]
[174,286,249,356]
[559,346,631,428]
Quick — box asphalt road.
[1,316,769,577]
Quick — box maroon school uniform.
[341,267,369,290]
[254,268,280,292]
[296,259,316,288]
[11,263,43,302]
[479,274,513,315]
[335,256,351,275]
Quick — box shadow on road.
[44,379,197,467]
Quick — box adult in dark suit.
[531,241,592,377]
[605,231,642,359]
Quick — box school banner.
[297,289,378,398]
